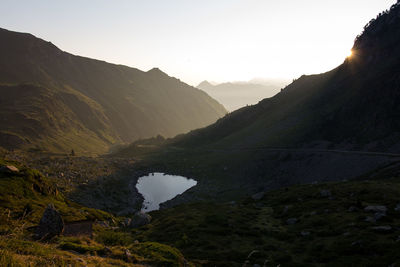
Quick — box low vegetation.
[1,151,400,266]
[0,157,191,266]
[133,177,400,266]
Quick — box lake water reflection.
[136,172,197,212]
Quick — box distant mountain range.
[0,28,226,154]
[197,79,288,111]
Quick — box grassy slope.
[0,83,119,154]
[134,176,400,266]
[0,28,227,154]
[0,158,191,266]
[2,152,400,266]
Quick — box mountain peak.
[147,67,167,76]
[351,1,400,61]
[0,28,227,153]
[197,80,214,90]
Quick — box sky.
[0,0,396,86]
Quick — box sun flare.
[347,50,353,58]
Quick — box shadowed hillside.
[175,2,400,152]
[0,28,226,154]
[114,1,400,207]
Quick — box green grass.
[95,229,134,246]
[0,161,114,226]
[129,242,191,267]
[132,178,400,266]
[59,240,105,255]
[3,153,400,266]
[0,157,192,266]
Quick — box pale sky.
[0,0,395,86]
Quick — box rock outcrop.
[129,211,152,228]
[251,192,265,201]
[35,204,64,239]
[0,165,19,174]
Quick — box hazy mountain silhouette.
[113,2,400,207]
[0,28,226,153]
[197,80,287,111]
[175,2,400,153]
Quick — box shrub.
[95,230,133,246]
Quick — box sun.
[347,50,353,58]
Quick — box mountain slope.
[197,80,285,111]
[114,2,400,205]
[176,2,400,152]
[0,28,226,153]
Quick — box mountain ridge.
[176,2,400,152]
[197,79,286,111]
[0,27,227,153]
[114,1,400,207]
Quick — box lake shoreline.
[135,172,197,212]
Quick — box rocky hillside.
[0,157,192,266]
[0,28,226,154]
[175,1,400,152]
[114,2,400,205]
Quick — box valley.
[197,80,288,111]
[1,148,400,266]
[1,1,400,266]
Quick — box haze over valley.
[1,1,400,266]
[197,79,289,111]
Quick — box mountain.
[115,2,400,206]
[197,80,215,89]
[179,3,400,152]
[197,79,287,111]
[0,28,226,154]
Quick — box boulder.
[395,203,400,212]
[282,205,290,215]
[76,258,87,265]
[251,192,265,201]
[123,218,132,227]
[371,225,392,232]
[104,247,112,256]
[97,220,110,228]
[348,206,358,212]
[364,205,387,213]
[124,249,137,263]
[35,204,64,239]
[320,190,332,197]
[286,218,298,225]
[374,212,386,221]
[129,211,151,228]
[301,231,311,236]
[351,240,362,247]
[0,165,19,173]
[365,216,376,223]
